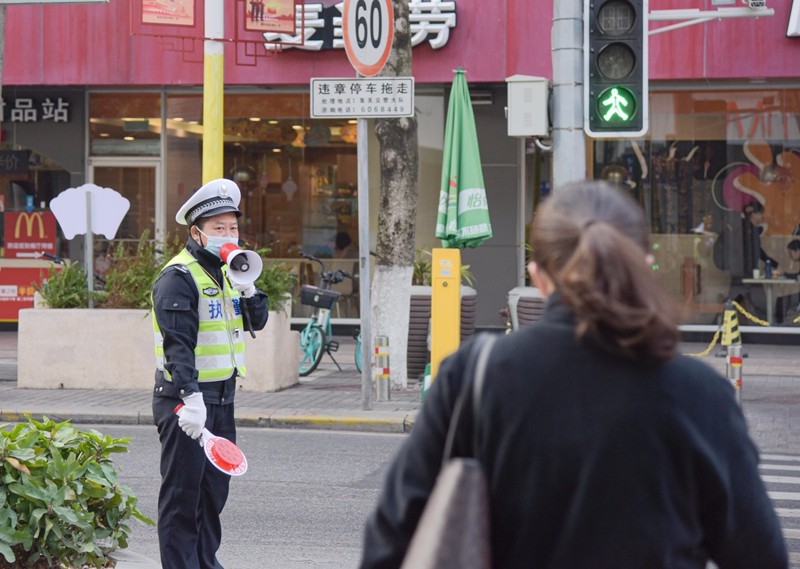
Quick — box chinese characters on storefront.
[0,97,70,123]
[264,0,456,51]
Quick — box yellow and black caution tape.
[684,329,721,358]
[731,300,769,327]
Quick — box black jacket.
[360,299,787,569]
[151,238,269,403]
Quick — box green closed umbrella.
[435,68,493,248]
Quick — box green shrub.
[0,416,154,568]
[34,236,296,313]
[253,250,297,315]
[98,233,182,309]
[33,261,94,309]
[34,234,183,310]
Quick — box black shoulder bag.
[400,333,498,569]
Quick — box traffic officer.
[151,178,269,569]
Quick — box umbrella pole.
[430,248,462,379]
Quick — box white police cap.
[176,179,242,225]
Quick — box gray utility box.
[505,75,549,137]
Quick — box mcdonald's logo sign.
[3,210,57,259]
[14,212,45,239]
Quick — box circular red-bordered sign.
[343,0,394,77]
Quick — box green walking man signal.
[598,86,637,123]
[584,0,649,138]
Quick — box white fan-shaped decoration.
[50,184,131,239]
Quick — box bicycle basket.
[300,285,341,309]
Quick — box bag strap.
[442,333,498,464]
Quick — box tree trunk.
[371,0,419,388]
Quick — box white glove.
[178,392,206,440]
[233,282,257,298]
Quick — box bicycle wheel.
[354,331,362,373]
[299,324,326,376]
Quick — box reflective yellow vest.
[153,249,247,382]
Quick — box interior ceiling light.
[249,117,262,122]
[268,120,279,124]
[123,136,135,141]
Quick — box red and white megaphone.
[219,242,263,286]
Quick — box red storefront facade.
[1,0,799,329]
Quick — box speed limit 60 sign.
[343,0,394,77]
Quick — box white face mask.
[197,229,238,259]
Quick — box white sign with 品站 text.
[310,77,414,118]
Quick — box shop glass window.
[89,93,161,157]
[591,88,800,327]
[166,92,360,318]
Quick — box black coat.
[360,300,787,569]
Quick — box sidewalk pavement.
[0,332,418,433]
[0,331,798,446]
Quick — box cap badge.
[218,184,229,198]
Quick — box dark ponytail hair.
[531,181,679,362]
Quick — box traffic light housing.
[584,0,649,138]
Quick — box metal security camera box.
[506,75,549,137]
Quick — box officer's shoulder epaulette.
[157,264,190,280]
[171,264,190,274]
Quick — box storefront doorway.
[88,158,164,243]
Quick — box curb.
[111,549,161,568]
[258,413,415,433]
[0,410,149,425]
[0,409,417,433]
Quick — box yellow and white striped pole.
[726,343,743,406]
[373,335,390,401]
[203,0,225,183]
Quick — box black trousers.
[153,387,235,569]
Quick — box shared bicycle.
[297,253,362,376]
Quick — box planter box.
[18,307,299,392]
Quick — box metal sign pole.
[358,117,373,410]
[84,191,94,308]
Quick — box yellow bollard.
[720,300,742,347]
[430,248,461,380]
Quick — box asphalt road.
[110,425,800,569]
[107,426,405,569]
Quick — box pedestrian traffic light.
[584,0,649,138]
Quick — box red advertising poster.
[0,260,55,322]
[244,0,296,34]
[142,0,196,27]
[3,211,57,259]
